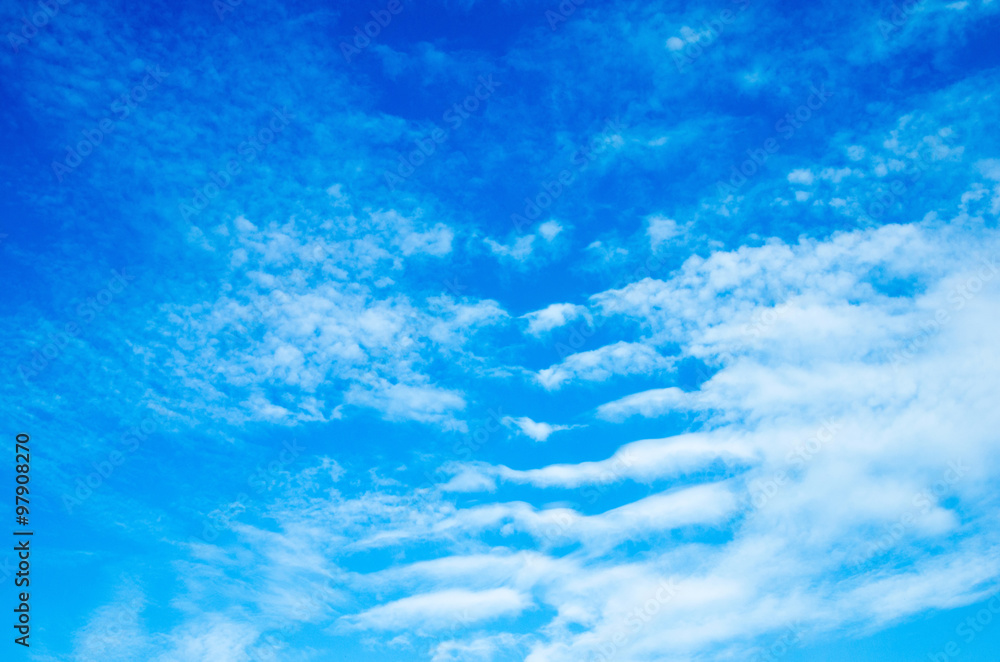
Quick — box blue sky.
[2,0,1000,660]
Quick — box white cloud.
[345,380,467,431]
[485,235,535,261]
[440,468,498,492]
[539,220,563,241]
[485,434,756,488]
[432,633,525,662]
[665,36,684,50]
[240,220,1000,661]
[154,617,262,662]
[427,296,509,346]
[485,222,563,263]
[147,195,509,429]
[108,209,1000,662]
[72,586,150,662]
[596,386,688,420]
[647,215,682,249]
[787,169,815,185]
[537,341,671,390]
[521,303,588,336]
[502,415,579,442]
[399,222,454,256]
[341,588,530,632]
[847,145,867,161]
